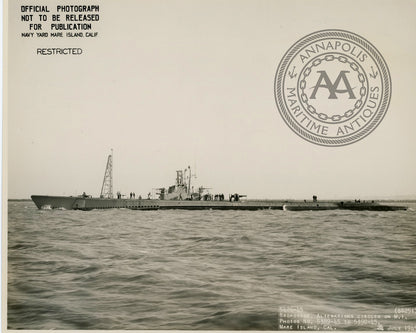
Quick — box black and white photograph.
[4,0,416,331]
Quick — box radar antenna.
[100,150,113,198]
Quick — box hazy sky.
[7,0,416,199]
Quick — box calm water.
[7,201,416,330]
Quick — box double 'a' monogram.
[275,30,391,146]
[310,70,356,99]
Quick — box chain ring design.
[298,53,368,123]
[274,29,391,147]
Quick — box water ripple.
[7,200,416,329]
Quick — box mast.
[187,165,191,194]
[100,149,113,198]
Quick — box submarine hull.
[31,195,160,210]
[31,196,407,211]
